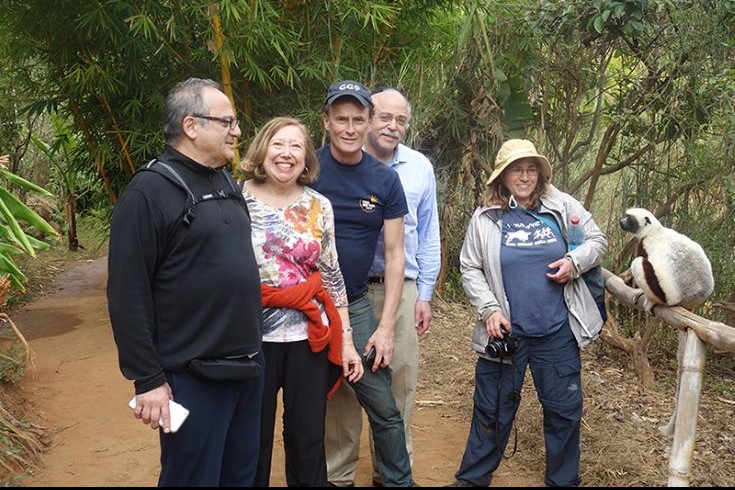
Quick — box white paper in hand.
[128,397,190,433]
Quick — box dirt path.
[13,256,541,487]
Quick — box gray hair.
[163,78,222,143]
[371,86,412,120]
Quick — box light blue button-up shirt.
[368,143,441,302]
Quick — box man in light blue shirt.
[324,87,441,487]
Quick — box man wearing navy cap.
[312,80,416,487]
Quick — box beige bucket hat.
[486,139,552,185]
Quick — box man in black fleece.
[107,78,264,486]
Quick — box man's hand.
[365,324,395,372]
[415,300,432,336]
[130,383,173,433]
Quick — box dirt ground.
[6,256,735,487]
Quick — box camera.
[485,328,519,358]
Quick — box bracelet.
[342,327,353,333]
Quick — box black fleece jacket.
[107,147,263,394]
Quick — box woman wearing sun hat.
[447,139,607,487]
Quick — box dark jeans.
[455,323,583,487]
[345,294,415,487]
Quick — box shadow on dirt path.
[15,257,542,487]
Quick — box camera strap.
[497,357,519,460]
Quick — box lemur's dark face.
[619,213,640,233]
[620,209,653,236]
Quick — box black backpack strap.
[138,159,198,226]
[222,170,251,220]
[138,159,250,224]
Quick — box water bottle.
[568,214,608,321]
[568,216,585,249]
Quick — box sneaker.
[445,479,482,487]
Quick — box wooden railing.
[602,268,735,487]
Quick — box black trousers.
[158,352,265,487]
[255,340,331,487]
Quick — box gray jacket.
[459,184,607,360]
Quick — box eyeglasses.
[508,165,539,176]
[191,114,239,130]
[375,112,409,128]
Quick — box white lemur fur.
[619,207,714,312]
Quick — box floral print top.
[244,184,348,342]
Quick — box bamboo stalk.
[208,3,239,164]
[94,92,136,176]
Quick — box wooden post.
[666,328,706,487]
[600,268,735,486]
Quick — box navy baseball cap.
[325,80,373,107]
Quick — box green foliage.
[441,266,467,304]
[588,0,647,35]
[0,0,734,325]
[6,215,108,310]
[537,0,648,39]
[0,158,59,292]
[0,338,26,385]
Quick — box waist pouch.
[186,356,261,381]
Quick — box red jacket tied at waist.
[260,270,342,367]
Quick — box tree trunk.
[599,312,656,389]
[66,193,78,252]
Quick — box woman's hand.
[341,342,364,383]
[485,311,511,339]
[546,256,574,284]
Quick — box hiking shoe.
[373,478,421,487]
[445,479,482,487]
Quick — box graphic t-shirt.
[499,207,568,336]
[312,146,407,301]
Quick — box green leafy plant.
[31,113,91,252]
[0,155,59,292]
